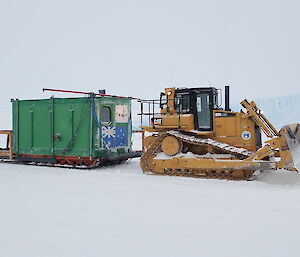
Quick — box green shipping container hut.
[12,95,138,167]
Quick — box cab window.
[196,93,211,130]
[175,93,190,112]
[160,93,168,108]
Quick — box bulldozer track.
[168,130,253,157]
[140,131,255,180]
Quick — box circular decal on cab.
[242,131,251,140]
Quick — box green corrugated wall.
[12,96,132,157]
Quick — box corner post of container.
[15,99,19,155]
[89,93,94,158]
[50,96,54,155]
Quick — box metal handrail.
[138,97,191,128]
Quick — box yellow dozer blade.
[283,124,300,171]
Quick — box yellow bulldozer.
[139,86,300,180]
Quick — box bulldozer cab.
[161,87,221,131]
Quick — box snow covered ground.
[1,160,300,257]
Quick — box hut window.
[100,106,111,123]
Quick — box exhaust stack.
[225,86,231,111]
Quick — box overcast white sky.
[0,0,299,111]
